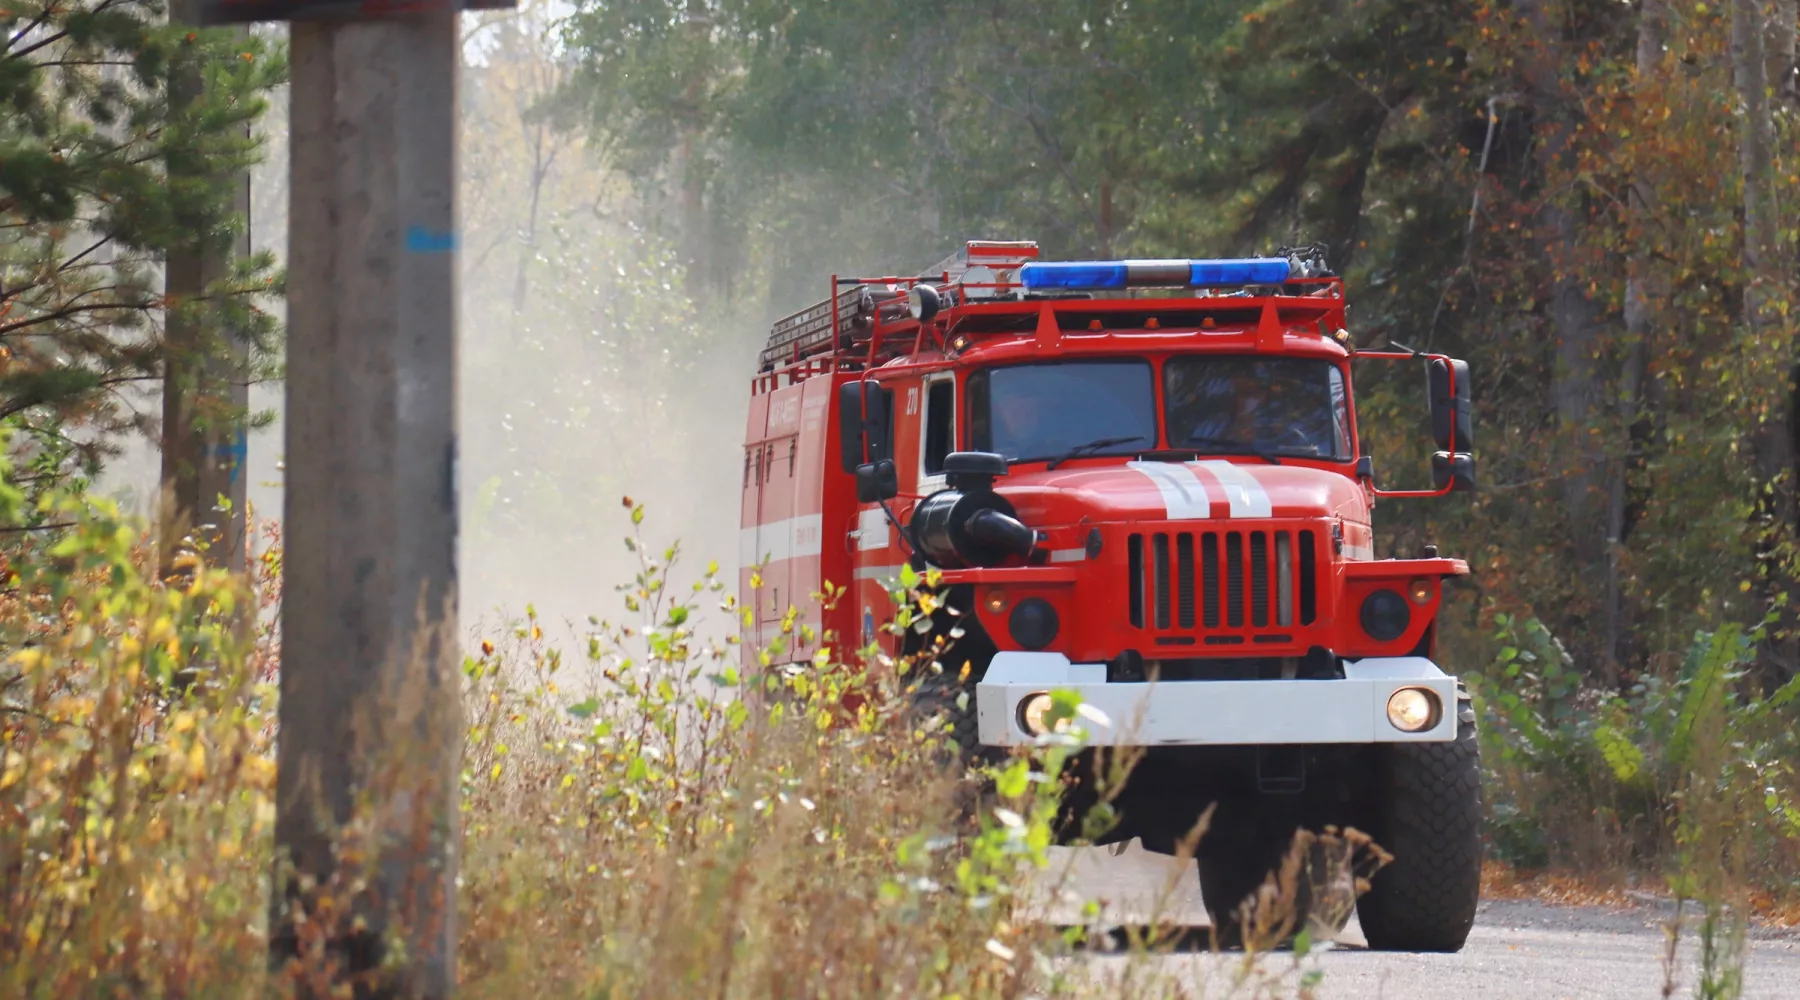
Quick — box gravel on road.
[1035,843,1800,999]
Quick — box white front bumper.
[974,653,1460,747]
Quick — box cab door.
[849,373,957,656]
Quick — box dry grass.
[1479,860,1636,909]
[0,487,1362,999]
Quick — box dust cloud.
[97,30,762,642]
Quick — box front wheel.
[1354,690,1483,952]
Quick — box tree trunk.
[511,129,550,315]
[1734,0,1798,686]
[1515,0,1609,676]
[678,0,710,302]
[159,20,250,574]
[1770,0,1797,102]
[1098,179,1115,258]
[1604,0,1671,681]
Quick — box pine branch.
[58,238,111,274]
[7,29,72,62]
[3,11,56,57]
[0,301,154,339]
[0,522,75,534]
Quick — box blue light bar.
[1019,257,1292,291]
[1018,261,1129,289]
[1189,258,1292,286]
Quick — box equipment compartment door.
[750,381,819,663]
[755,433,800,637]
[738,391,770,672]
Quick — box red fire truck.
[740,240,1480,951]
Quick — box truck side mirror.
[1427,358,1474,452]
[855,459,899,503]
[837,380,894,474]
[1431,451,1477,492]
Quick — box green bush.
[1470,611,1800,901]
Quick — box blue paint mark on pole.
[214,429,248,485]
[228,429,246,485]
[405,225,458,253]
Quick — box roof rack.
[757,240,1041,371]
[755,239,1343,377]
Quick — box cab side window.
[922,378,956,476]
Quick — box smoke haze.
[99,21,757,639]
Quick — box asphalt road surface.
[1037,843,1800,998]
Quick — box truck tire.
[901,585,997,772]
[909,664,983,766]
[1354,690,1482,952]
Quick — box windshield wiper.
[1045,435,1146,470]
[1185,434,1282,465]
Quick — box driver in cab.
[1169,365,1338,460]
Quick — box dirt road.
[1041,844,1800,998]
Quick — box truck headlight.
[1360,588,1411,642]
[1386,687,1441,732]
[1018,692,1056,735]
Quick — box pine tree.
[0,2,285,498]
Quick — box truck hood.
[992,459,1368,526]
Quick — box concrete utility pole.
[195,0,506,990]
[160,16,250,569]
[274,14,462,997]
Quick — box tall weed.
[2,472,1341,997]
[0,476,275,997]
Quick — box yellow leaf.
[243,755,277,790]
[7,648,43,671]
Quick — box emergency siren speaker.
[910,453,1038,568]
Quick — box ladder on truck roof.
[756,241,1041,372]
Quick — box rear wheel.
[1354,690,1483,952]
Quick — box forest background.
[5,0,1800,934]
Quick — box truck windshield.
[969,360,1156,464]
[1164,356,1352,460]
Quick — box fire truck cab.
[740,241,1481,951]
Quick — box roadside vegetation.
[536,0,1800,948]
[4,0,1800,996]
[1,464,1368,997]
